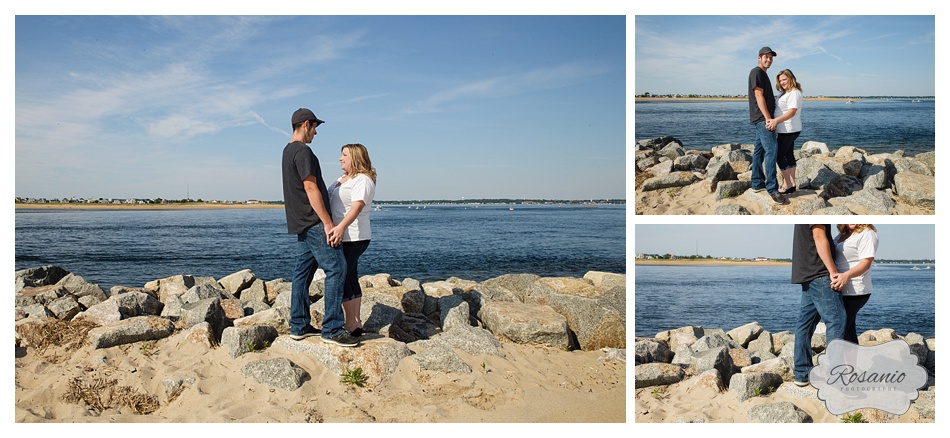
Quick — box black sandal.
[778,186,796,195]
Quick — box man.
[791,224,845,386]
[281,107,359,347]
[749,46,789,205]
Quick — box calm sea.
[635,264,935,338]
[15,204,626,291]
[635,99,935,155]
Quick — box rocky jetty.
[635,136,935,215]
[635,322,935,423]
[15,265,626,420]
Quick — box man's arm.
[303,176,337,240]
[755,87,775,130]
[811,225,839,277]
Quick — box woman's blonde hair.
[343,143,377,184]
[775,69,803,93]
[836,224,877,242]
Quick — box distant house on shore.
[754,257,770,262]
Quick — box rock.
[693,368,725,392]
[741,356,794,382]
[438,295,471,331]
[526,276,602,304]
[162,376,196,398]
[56,273,108,301]
[181,283,235,304]
[674,153,709,172]
[690,346,734,383]
[360,273,400,288]
[274,336,412,387]
[658,142,686,161]
[634,363,685,388]
[692,333,739,353]
[914,151,935,175]
[15,265,69,291]
[894,172,935,208]
[410,325,506,358]
[642,171,701,191]
[729,348,752,368]
[583,271,625,289]
[47,295,82,320]
[728,371,784,402]
[218,269,257,296]
[180,298,226,338]
[220,299,246,320]
[748,329,775,356]
[264,279,291,305]
[861,164,889,190]
[801,141,829,155]
[727,321,763,347]
[358,292,404,333]
[239,279,268,304]
[75,291,163,326]
[412,347,472,373]
[914,389,935,419]
[16,284,68,307]
[145,274,196,303]
[475,273,531,304]
[635,339,674,364]
[903,332,929,365]
[747,401,812,423]
[220,325,279,358]
[88,315,176,349]
[234,306,292,334]
[177,321,216,347]
[478,301,568,347]
[859,328,899,346]
[715,180,751,201]
[894,156,933,176]
[421,281,458,298]
[714,204,751,215]
[827,187,895,214]
[111,285,157,300]
[241,357,308,391]
[544,293,625,350]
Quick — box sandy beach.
[635,97,859,102]
[15,329,625,423]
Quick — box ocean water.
[634,264,935,338]
[15,204,626,291]
[635,99,935,155]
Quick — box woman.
[328,143,377,336]
[772,69,803,195]
[830,224,879,344]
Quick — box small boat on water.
[912,99,922,103]
[911,265,922,270]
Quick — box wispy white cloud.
[403,63,607,114]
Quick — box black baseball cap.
[758,46,777,57]
[291,108,325,127]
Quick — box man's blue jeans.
[290,225,347,338]
[751,121,779,194]
[793,275,846,382]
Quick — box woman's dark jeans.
[777,131,800,171]
[342,240,370,302]
[843,294,871,344]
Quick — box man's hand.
[766,118,776,131]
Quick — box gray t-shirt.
[791,224,835,284]
[281,141,330,235]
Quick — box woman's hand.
[831,271,851,291]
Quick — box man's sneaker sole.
[290,332,319,341]
[322,334,359,347]
[793,380,809,387]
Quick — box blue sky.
[636,15,935,97]
[635,225,936,260]
[14,15,625,202]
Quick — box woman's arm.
[831,257,874,290]
[772,107,798,125]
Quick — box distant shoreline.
[635,97,859,102]
[14,202,283,211]
[636,260,791,267]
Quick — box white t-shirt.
[328,173,375,242]
[774,89,803,134]
[833,229,879,296]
